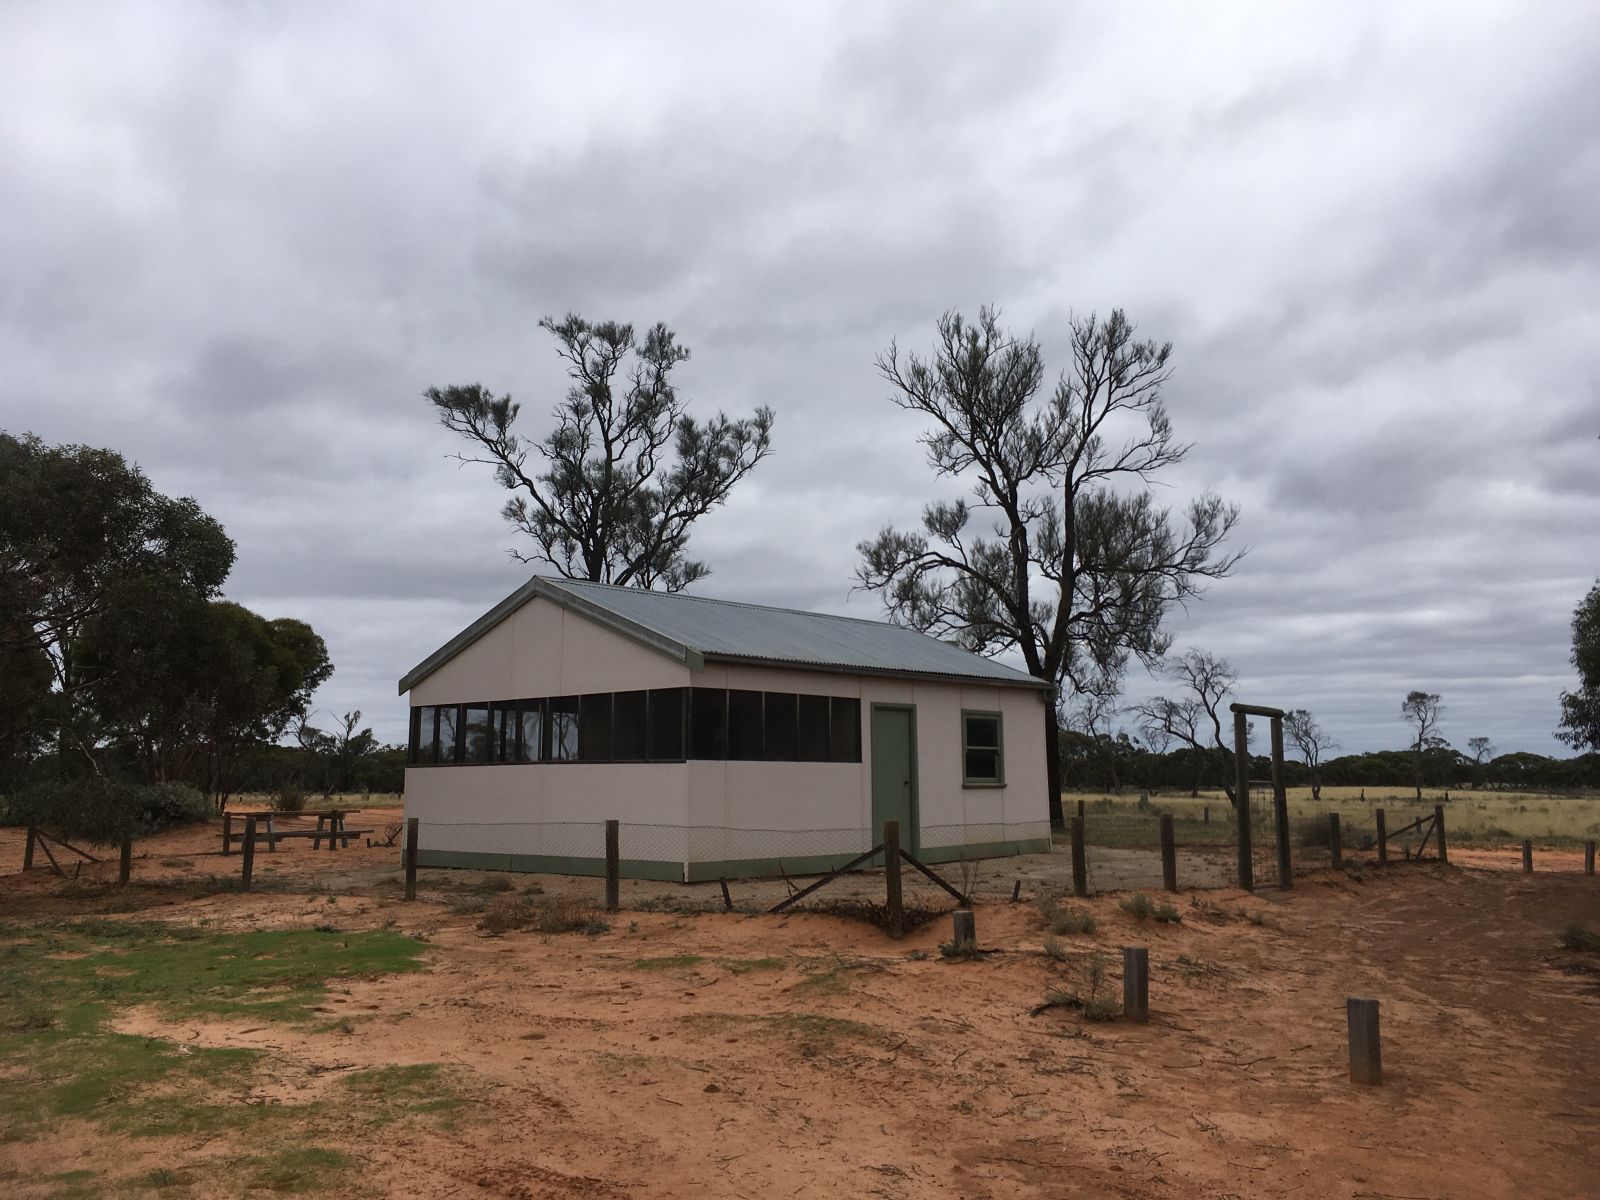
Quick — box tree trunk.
[1044,704,1064,829]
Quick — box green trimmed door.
[870,705,917,855]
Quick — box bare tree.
[1284,709,1337,803]
[1466,736,1494,789]
[856,308,1240,826]
[427,315,775,592]
[1400,691,1446,801]
[1132,649,1240,803]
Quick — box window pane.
[829,698,861,762]
[647,688,685,760]
[517,701,543,762]
[549,696,579,762]
[764,692,798,760]
[577,694,611,761]
[437,705,460,763]
[412,706,435,764]
[728,690,764,760]
[965,748,1001,782]
[613,690,648,760]
[965,714,1000,749]
[464,705,493,763]
[797,694,829,761]
[689,688,727,760]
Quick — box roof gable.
[398,576,1049,695]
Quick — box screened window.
[579,693,613,760]
[829,697,862,763]
[549,696,579,762]
[437,704,460,764]
[763,692,798,761]
[797,694,830,761]
[517,701,543,762]
[489,704,511,762]
[962,711,1003,785]
[727,690,764,760]
[411,705,436,764]
[612,690,648,760]
[689,687,727,760]
[648,688,685,760]
[463,705,493,763]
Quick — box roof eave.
[698,651,1051,692]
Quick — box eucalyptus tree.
[857,308,1240,825]
[1400,691,1446,800]
[1284,709,1338,802]
[427,315,775,592]
[1557,581,1600,752]
[1133,649,1240,802]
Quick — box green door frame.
[869,703,919,857]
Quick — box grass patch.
[0,919,427,1147]
[793,954,881,995]
[632,954,706,970]
[1558,922,1600,953]
[341,1063,462,1126]
[1033,950,1118,1021]
[242,1146,350,1193]
[720,956,784,974]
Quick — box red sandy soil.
[2,817,1599,1199]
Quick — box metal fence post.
[882,820,903,938]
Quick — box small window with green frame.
[962,710,1003,786]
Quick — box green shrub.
[2,777,204,844]
[1119,893,1182,924]
[1295,818,1333,849]
[273,788,309,813]
[138,781,209,829]
[1041,901,1097,936]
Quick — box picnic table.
[221,809,374,855]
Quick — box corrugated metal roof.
[398,576,1049,694]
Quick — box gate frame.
[1230,702,1290,892]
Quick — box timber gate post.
[1233,710,1253,891]
[882,820,904,938]
[1271,714,1291,888]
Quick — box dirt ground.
[3,814,1600,1199]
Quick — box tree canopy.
[1557,581,1600,752]
[427,315,775,592]
[857,308,1240,824]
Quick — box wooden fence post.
[1347,997,1382,1085]
[1434,804,1448,866]
[1159,814,1177,893]
[241,816,256,891]
[1375,809,1388,865]
[1271,716,1292,889]
[1070,816,1088,898]
[1328,813,1342,870]
[1234,711,1253,892]
[222,812,233,856]
[1122,947,1149,1022]
[23,826,36,871]
[1522,838,1533,874]
[403,817,419,900]
[951,908,976,949]
[118,833,132,887]
[1586,840,1596,877]
[605,819,620,913]
[1077,797,1085,819]
[882,820,904,938]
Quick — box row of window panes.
[408,688,862,765]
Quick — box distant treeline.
[1060,731,1600,794]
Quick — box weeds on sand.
[477,894,609,936]
[1120,893,1182,923]
[1559,922,1600,953]
[1039,901,1097,936]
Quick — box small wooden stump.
[403,817,419,901]
[1522,839,1533,874]
[1122,947,1149,1022]
[1347,997,1382,1085]
[951,908,976,950]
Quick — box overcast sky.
[4,2,1596,755]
